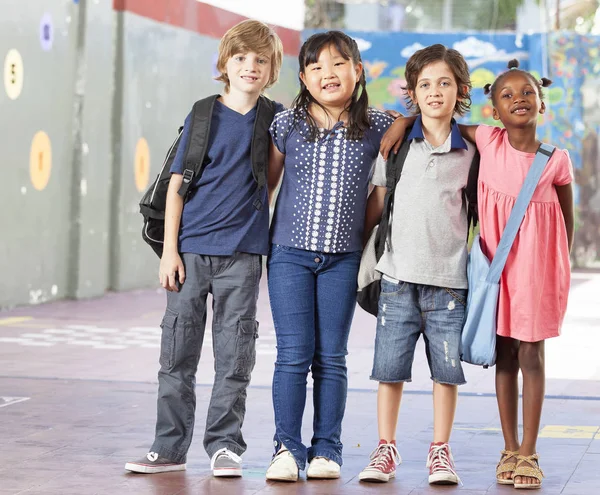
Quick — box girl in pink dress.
[378,59,574,490]
[465,60,574,490]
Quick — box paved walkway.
[1,272,599,494]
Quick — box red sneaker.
[426,442,461,485]
[359,440,401,482]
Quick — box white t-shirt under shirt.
[371,116,476,289]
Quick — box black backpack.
[139,94,276,257]
[356,128,480,316]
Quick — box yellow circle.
[4,49,24,100]
[29,131,52,191]
[134,138,151,192]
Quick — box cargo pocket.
[159,310,178,369]
[233,317,258,379]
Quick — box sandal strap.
[496,450,519,477]
[515,454,544,480]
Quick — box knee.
[518,343,544,374]
[496,339,520,373]
[276,344,314,373]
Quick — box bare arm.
[556,183,575,253]
[268,140,285,205]
[363,186,387,246]
[159,173,185,291]
[457,124,478,144]
[379,115,417,160]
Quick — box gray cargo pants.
[150,252,261,463]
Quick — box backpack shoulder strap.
[251,95,276,211]
[465,149,480,229]
[177,94,219,198]
[374,127,413,260]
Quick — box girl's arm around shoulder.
[553,149,575,252]
[379,115,417,160]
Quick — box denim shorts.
[370,278,467,385]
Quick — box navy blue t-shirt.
[269,107,394,253]
[170,99,284,256]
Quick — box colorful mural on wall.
[333,30,600,267]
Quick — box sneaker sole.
[429,473,458,485]
[266,472,299,482]
[307,471,340,480]
[124,462,186,474]
[213,467,242,477]
[359,470,395,483]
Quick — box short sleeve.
[367,109,395,150]
[273,101,287,114]
[475,124,503,152]
[553,149,574,186]
[169,112,192,174]
[269,110,294,154]
[371,153,387,187]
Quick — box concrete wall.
[0,0,300,309]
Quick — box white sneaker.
[210,448,242,477]
[265,446,299,481]
[307,457,341,479]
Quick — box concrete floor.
[1,272,599,494]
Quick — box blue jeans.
[267,244,361,470]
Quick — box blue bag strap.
[486,143,555,283]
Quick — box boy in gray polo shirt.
[359,44,474,485]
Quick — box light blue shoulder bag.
[461,143,555,367]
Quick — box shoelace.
[210,447,242,469]
[426,444,462,484]
[367,443,401,470]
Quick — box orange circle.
[134,138,150,192]
[29,131,52,191]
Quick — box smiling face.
[492,71,545,128]
[299,43,362,111]
[225,51,272,97]
[409,60,460,122]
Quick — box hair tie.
[510,67,518,71]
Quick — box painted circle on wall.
[30,131,52,191]
[40,14,54,51]
[4,49,24,100]
[134,138,150,192]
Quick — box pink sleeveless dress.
[475,125,573,342]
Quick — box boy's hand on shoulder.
[159,250,186,292]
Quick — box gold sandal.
[496,449,519,485]
[513,453,544,490]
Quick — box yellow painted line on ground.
[456,425,600,440]
[539,425,599,439]
[0,317,33,326]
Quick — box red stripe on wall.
[113,0,300,56]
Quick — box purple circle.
[40,13,53,51]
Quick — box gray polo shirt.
[371,116,475,289]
